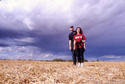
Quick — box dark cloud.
[0,28,28,38]
[0,0,125,60]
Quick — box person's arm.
[73,35,76,50]
[82,40,85,43]
[82,40,86,49]
[82,35,86,49]
[73,40,76,50]
[69,40,71,50]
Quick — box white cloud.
[43,53,53,58]
[23,18,34,30]
[99,55,125,61]
[0,0,74,30]
[0,0,125,34]
[0,46,38,59]
[0,0,38,12]
[0,45,65,60]
[14,37,35,43]
[100,55,122,59]
[0,37,35,46]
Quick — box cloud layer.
[0,0,125,60]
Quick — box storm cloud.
[0,0,125,61]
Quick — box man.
[69,26,77,65]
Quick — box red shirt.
[73,34,86,48]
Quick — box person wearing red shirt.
[73,27,86,67]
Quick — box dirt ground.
[0,60,125,84]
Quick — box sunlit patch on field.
[0,60,125,84]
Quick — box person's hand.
[73,47,75,50]
[84,46,86,50]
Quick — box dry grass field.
[0,60,125,84]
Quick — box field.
[0,60,125,84]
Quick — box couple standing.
[69,26,86,67]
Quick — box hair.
[70,26,74,28]
[76,27,83,34]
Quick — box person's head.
[76,27,83,34]
[69,26,74,32]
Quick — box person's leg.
[80,48,85,67]
[71,50,74,65]
[72,50,76,65]
[76,48,81,67]
[80,48,85,63]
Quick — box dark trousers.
[71,50,76,65]
[75,48,85,63]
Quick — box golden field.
[0,60,125,84]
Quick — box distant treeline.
[52,58,88,62]
[0,58,103,62]
[0,58,88,62]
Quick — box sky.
[0,0,125,61]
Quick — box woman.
[73,27,86,67]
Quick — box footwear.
[77,63,80,67]
[81,63,83,67]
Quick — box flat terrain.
[0,60,125,84]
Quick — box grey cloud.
[0,0,125,60]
